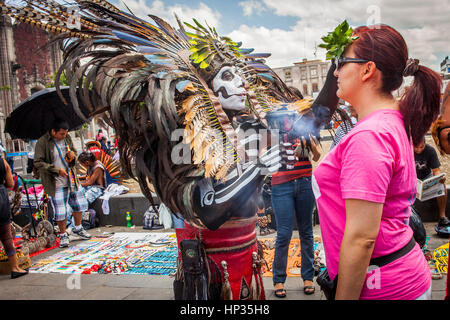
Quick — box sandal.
[303,280,315,295]
[274,283,286,298]
[274,288,286,298]
[303,285,315,295]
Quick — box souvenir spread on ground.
[26,231,326,277]
[433,243,449,274]
[28,232,178,276]
[259,237,326,277]
[16,230,448,278]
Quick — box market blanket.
[259,238,325,277]
[434,242,449,274]
[29,232,178,275]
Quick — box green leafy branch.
[319,20,359,60]
[184,18,241,69]
[45,71,70,87]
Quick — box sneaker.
[72,227,91,240]
[59,233,70,248]
[438,217,450,228]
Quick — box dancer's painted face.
[212,66,247,111]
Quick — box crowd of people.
[0,122,121,271]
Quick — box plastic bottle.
[126,211,132,227]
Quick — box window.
[312,83,319,93]
[322,66,328,76]
[285,70,291,80]
[303,84,308,96]
[310,68,317,77]
[301,69,306,79]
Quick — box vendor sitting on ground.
[78,151,106,204]
[414,138,450,230]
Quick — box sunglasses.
[335,57,370,70]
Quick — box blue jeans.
[271,177,315,284]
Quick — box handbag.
[317,237,416,300]
[316,268,338,300]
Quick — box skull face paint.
[212,65,247,111]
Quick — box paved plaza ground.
[0,223,447,300]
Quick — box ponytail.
[352,25,442,147]
[399,65,442,146]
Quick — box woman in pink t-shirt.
[313,24,442,299]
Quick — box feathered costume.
[84,140,121,184]
[2,0,341,300]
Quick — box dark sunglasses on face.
[335,57,370,70]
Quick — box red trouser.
[176,217,265,300]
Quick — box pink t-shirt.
[312,109,430,300]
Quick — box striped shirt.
[271,140,312,186]
[329,119,356,151]
[208,116,281,205]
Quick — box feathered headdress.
[2,0,316,221]
[2,0,307,176]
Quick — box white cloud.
[116,0,222,30]
[237,0,450,71]
[238,0,267,16]
[114,1,447,72]
[228,23,323,69]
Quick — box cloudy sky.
[108,0,449,72]
[107,0,449,73]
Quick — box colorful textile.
[29,232,177,275]
[313,109,430,300]
[80,186,104,204]
[259,238,323,278]
[433,242,448,274]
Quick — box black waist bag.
[316,268,338,300]
[317,237,416,300]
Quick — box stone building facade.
[273,58,331,99]
[0,15,63,152]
